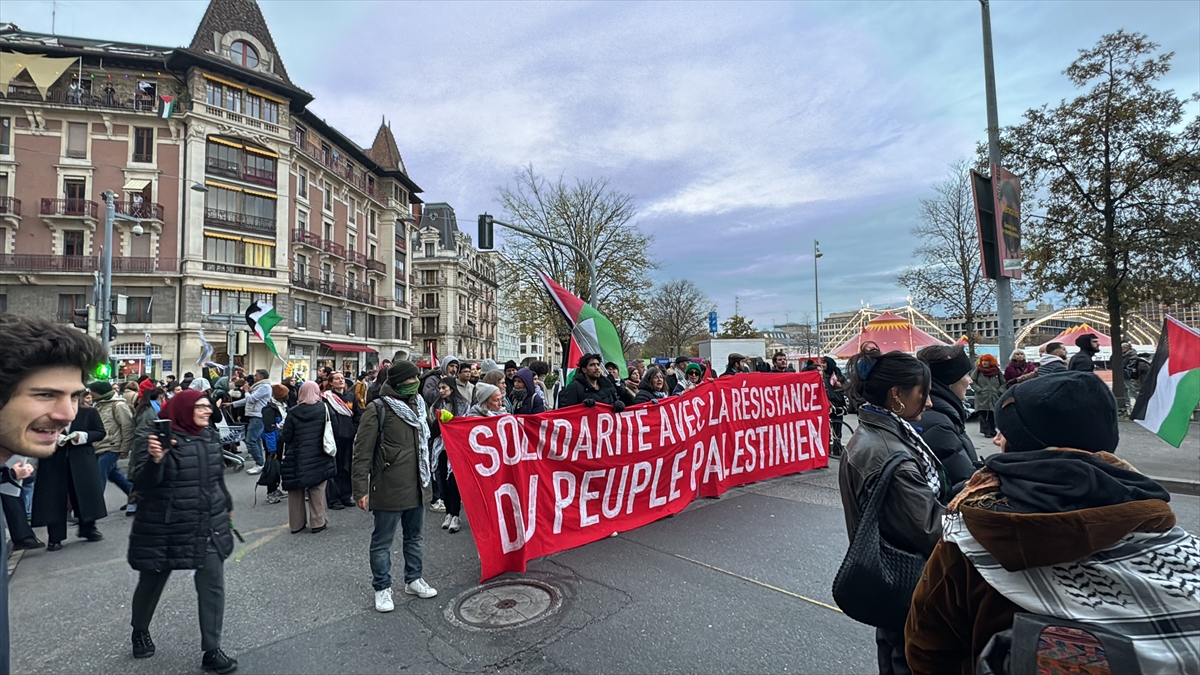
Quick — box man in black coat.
[1069,333,1100,372]
[557,354,631,410]
[31,402,108,549]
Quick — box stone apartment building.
[411,203,498,361]
[0,0,420,380]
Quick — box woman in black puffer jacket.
[127,389,236,672]
[914,345,980,487]
[279,381,335,534]
[633,367,670,405]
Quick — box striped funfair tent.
[831,312,948,357]
[955,335,970,346]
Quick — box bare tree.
[897,159,995,357]
[497,165,657,355]
[639,279,714,356]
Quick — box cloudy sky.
[4,0,1197,328]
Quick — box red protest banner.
[441,371,831,581]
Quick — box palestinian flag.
[430,343,438,369]
[1132,316,1200,448]
[246,300,283,360]
[538,272,627,381]
[157,95,175,119]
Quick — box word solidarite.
[443,372,832,581]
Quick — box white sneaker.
[448,516,461,533]
[404,578,437,598]
[430,499,446,513]
[441,514,452,530]
[374,588,394,612]
[246,466,263,475]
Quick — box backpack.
[1123,356,1149,382]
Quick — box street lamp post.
[980,0,1016,360]
[480,215,598,306]
[813,240,823,353]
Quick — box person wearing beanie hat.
[353,356,437,610]
[1069,333,1101,373]
[89,379,137,516]
[905,369,1191,675]
[914,345,979,486]
[189,378,212,393]
[503,361,519,400]
[467,383,506,417]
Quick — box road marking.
[672,554,844,613]
[234,524,288,562]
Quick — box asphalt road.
[9,447,1199,675]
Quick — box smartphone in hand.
[151,419,173,449]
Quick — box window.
[394,251,405,275]
[206,140,239,177]
[421,317,438,335]
[395,283,406,303]
[369,243,377,261]
[57,294,86,323]
[401,318,409,341]
[369,210,377,235]
[346,311,356,335]
[205,81,241,113]
[293,300,307,328]
[424,242,435,257]
[297,167,308,201]
[323,181,332,212]
[323,221,334,242]
[368,314,378,339]
[321,262,333,283]
[0,294,6,313]
[63,230,85,256]
[296,253,308,274]
[64,179,87,213]
[320,305,331,332]
[0,117,10,154]
[204,236,275,269]
[422,270,437,285]
[66,122,88,158]
[200,289,274,316]
[348,233,357,254]
[297,209,308,233]
[133,127,154,163]
[230,40,260,68]
[243,152,276,186]
[126,296,152,322]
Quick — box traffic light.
[478,214,494,250]
[72,305,90,330]
[234,330,249,356]
[92,359,118,381]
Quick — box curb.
[1149,476,1200,497]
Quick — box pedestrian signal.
[478,214,494,250]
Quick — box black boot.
[132,630,155,658]
[77,523,103,542]
[202,648,238,674]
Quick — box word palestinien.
[467,382,828,476]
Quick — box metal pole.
[100,191,115,357]
[228,315,236,377]
[980,0,1015,360]
[493,219,597,306]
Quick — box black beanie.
[995,371,1118,453]
[386,360,420,388]
[928,350,973,386]
[504,360,518,370]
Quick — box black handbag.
[832,451,930,630]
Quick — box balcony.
[291,227,322,249]
[202,261,275,278]
[41,198,98,219]
[367,259,386,274]
[394,233,407,251]
[2,84,165,115]
[205,208,275,236]
[322,239,345,258]
[291,265,383,307]
[241,165,277,187]
[112,257,179,273]
[346,250,369,267]
[113,200,164,221]
[394,299,408,310]
[395,267,405,281]
[0,197,20,216]
[198,103,281,136]
[413,272,448,287]
[207,157,277,187]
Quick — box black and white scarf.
[380,395,431,488]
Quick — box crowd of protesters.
[0,310,1191,675]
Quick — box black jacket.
[279,402,336,491]
[838,407,948,559]
[558,373,632,408]
[31,406,108,526]
[325,389,361,441]
[127,427,234,572]
[1069,336,1098,372]
[633,380,668,406]
[915,380,980,487]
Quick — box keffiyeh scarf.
[381,395,431,488]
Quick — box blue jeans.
[97,452,133,495]
[369,507,425,591]
[245,417,265,467]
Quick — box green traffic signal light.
[93,362,113,379]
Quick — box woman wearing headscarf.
[127,389,237,673]
[323,372,361,510]
[31,392,108,550]
[969,354,1003,438]
[838,343,947,675]
[279,382,336,533]
[429,377,470,533]
[914,345,980,487]
[634,366,671,405]
[511,367,546,414]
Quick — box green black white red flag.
[1131,316,1200,448]
[245,300,283,361]
[157,95,175,119]
[538,272,627,382]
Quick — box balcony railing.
[113,200,163,220]
[367,259,386,273]
[0,254,178,274]
[207,157,277,187]
[291,228,322,248]
[291,265,384,307]
[347,250,369,267]
[322,239,345,258]
[395,233,407,251]
[112,257,179,273]
[203,261,275,278]
[2,85,168,115]
[205,208,275,235]
[414,273,448,287]
[291,130,384,204]
[394,299,408,309]
[241,165,277,187]
[395,267,405,281]
[41,198,98,219]
[0,197,20,216]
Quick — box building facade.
[0,1,421,380]
[411,203,497,361]
[938,304,1078,344]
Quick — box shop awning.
[123,179,151,191]
[321,342,377,353]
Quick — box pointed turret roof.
[189,0,292,85]
[367,119,408,175]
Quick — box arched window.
[230,40,260,68]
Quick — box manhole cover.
[453,580,559,629]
